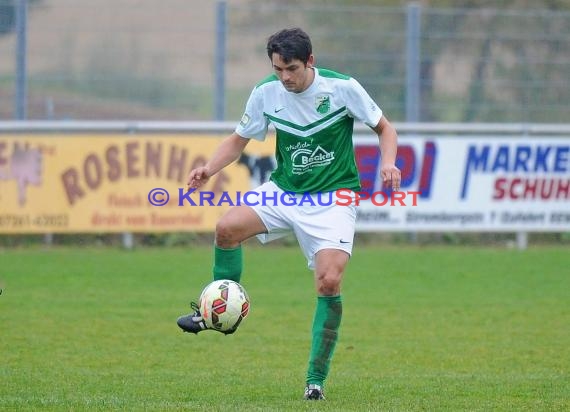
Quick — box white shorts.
[249,181,357,270]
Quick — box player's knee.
[316,273,341,296]
[215,219,239,248]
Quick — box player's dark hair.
[266,28,312,64]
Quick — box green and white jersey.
[236,67,383,193]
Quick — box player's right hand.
[187,166,211,189]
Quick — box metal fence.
[0,0,569,123]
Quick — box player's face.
[271,53,315,93]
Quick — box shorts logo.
[315,95,330,114]
[291,145,335,175]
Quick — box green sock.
[212,245,242,282]
[306,295,342,387]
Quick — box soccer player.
[177,27,401,400]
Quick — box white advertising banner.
[353,135,570,232]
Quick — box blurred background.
[1,0,569,123]
[1,4,568,410]
[0,0,568,248]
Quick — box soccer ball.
[199,280,250,333]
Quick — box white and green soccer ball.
[199,280,250,333]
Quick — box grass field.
[0,245,568,411]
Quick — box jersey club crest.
[315,95,330,114]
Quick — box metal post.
[516,232,528,250]
[405,3,421,122]
[15,0,28,120]
[405,3,421,243]
[16,0,48,245]
[214,0,227,121]
[122,232,134,250]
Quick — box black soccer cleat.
[177,302,208,334]
[303,384,325,400]
[177,302,238,335]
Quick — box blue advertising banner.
[353,135,569,231]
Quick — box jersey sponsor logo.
[291,145,335,175]
[315,95,331,114]
[285,141,312,152]
[274,107,286,113]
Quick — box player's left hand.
[381,164,401,191]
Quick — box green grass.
[0,245,568,411]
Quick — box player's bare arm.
[187,132,250,188]
[372,116,401,191]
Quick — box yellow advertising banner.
[0,134,275,233]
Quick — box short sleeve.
[235,86,269,141]
[345,78,383,128]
